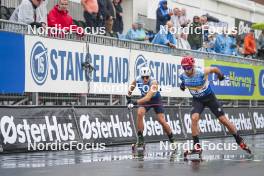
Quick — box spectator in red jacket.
[244,29,257,57]
[48,0,78,36]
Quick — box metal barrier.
[1,19,264,106]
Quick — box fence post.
[32,92,39,105]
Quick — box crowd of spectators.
[6,0,264,59]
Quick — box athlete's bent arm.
[137,80,158,105]
[204,67,224,80]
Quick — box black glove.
[126,95,132,104]
[218,73,225,81]
[180,83,185,91]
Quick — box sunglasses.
[182,65,193,71]
[141,76,150,80]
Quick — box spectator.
[126,23,138,40]
[48,0,73,29]
[187,16,202,50]
[206,34,215,53]
[171,7,181,30]
[10,0,46,28]
[179,8,190,28]
[156,0,173,33]
[39,0,48,25]
[200,15,209,42]
[152,21,177,48]
[224,31,238,55]
[82,0,99,28]
[177,33,191,50]
[244,30,257,57]
[104,15,118,38]
[257,30,264,59]
[135,20,148,41]
[96,0,115,27]
[105,0,115,18]
[214,30,237,56]
[214,31,228,54]
[112,0,124,34]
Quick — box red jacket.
[48,5,74,28]
[244,33,256,55]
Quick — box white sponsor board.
[129,50,204,97]
[25,35,206,97]
[88,44,130,95]
[25,35,130,94]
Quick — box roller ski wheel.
[184,147,203,161]
[132,143,145,153]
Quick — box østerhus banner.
[0,106,263,152]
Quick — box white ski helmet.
[140,67,151,77]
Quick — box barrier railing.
[1,19,263,66]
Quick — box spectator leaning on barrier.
[244,29,257,58]
[48,0,73,29]
[177,32,191,50]
[82,0,99,28]
[214,31,228,54]
[104,15,118,38]
[126,22,138,40]
[135,20,148,41]
[206,34,216,53]
[223,30,238,56]
[187,16,202,50]
[112,0,123,34]
[47,0,80,37]
[10,0,46,28]
[257,30,264,59]
[156,0,173,33]
[152,21,177,48]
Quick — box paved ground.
[0,134,263,176]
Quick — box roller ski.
[132,135,145,158]
[239,140,252,155]
[183,144,202,161]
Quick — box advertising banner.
[180,108,226,138]
[0,32,25,93]
[24,35,130,94]
[74,107,185,145]
[251,108,264,133]
[205,60,264,100]
[0,106,263,152]
[0,107,80,152]
[224,107,255,135]
[129,50,204,97]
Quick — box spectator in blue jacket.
[214,32,228,54]
[156,0,173,33]
[135,21,148,41]
[126,23,138,40]
[152,21,177,48]
[215,30,237,55]
[224,32,238,55]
